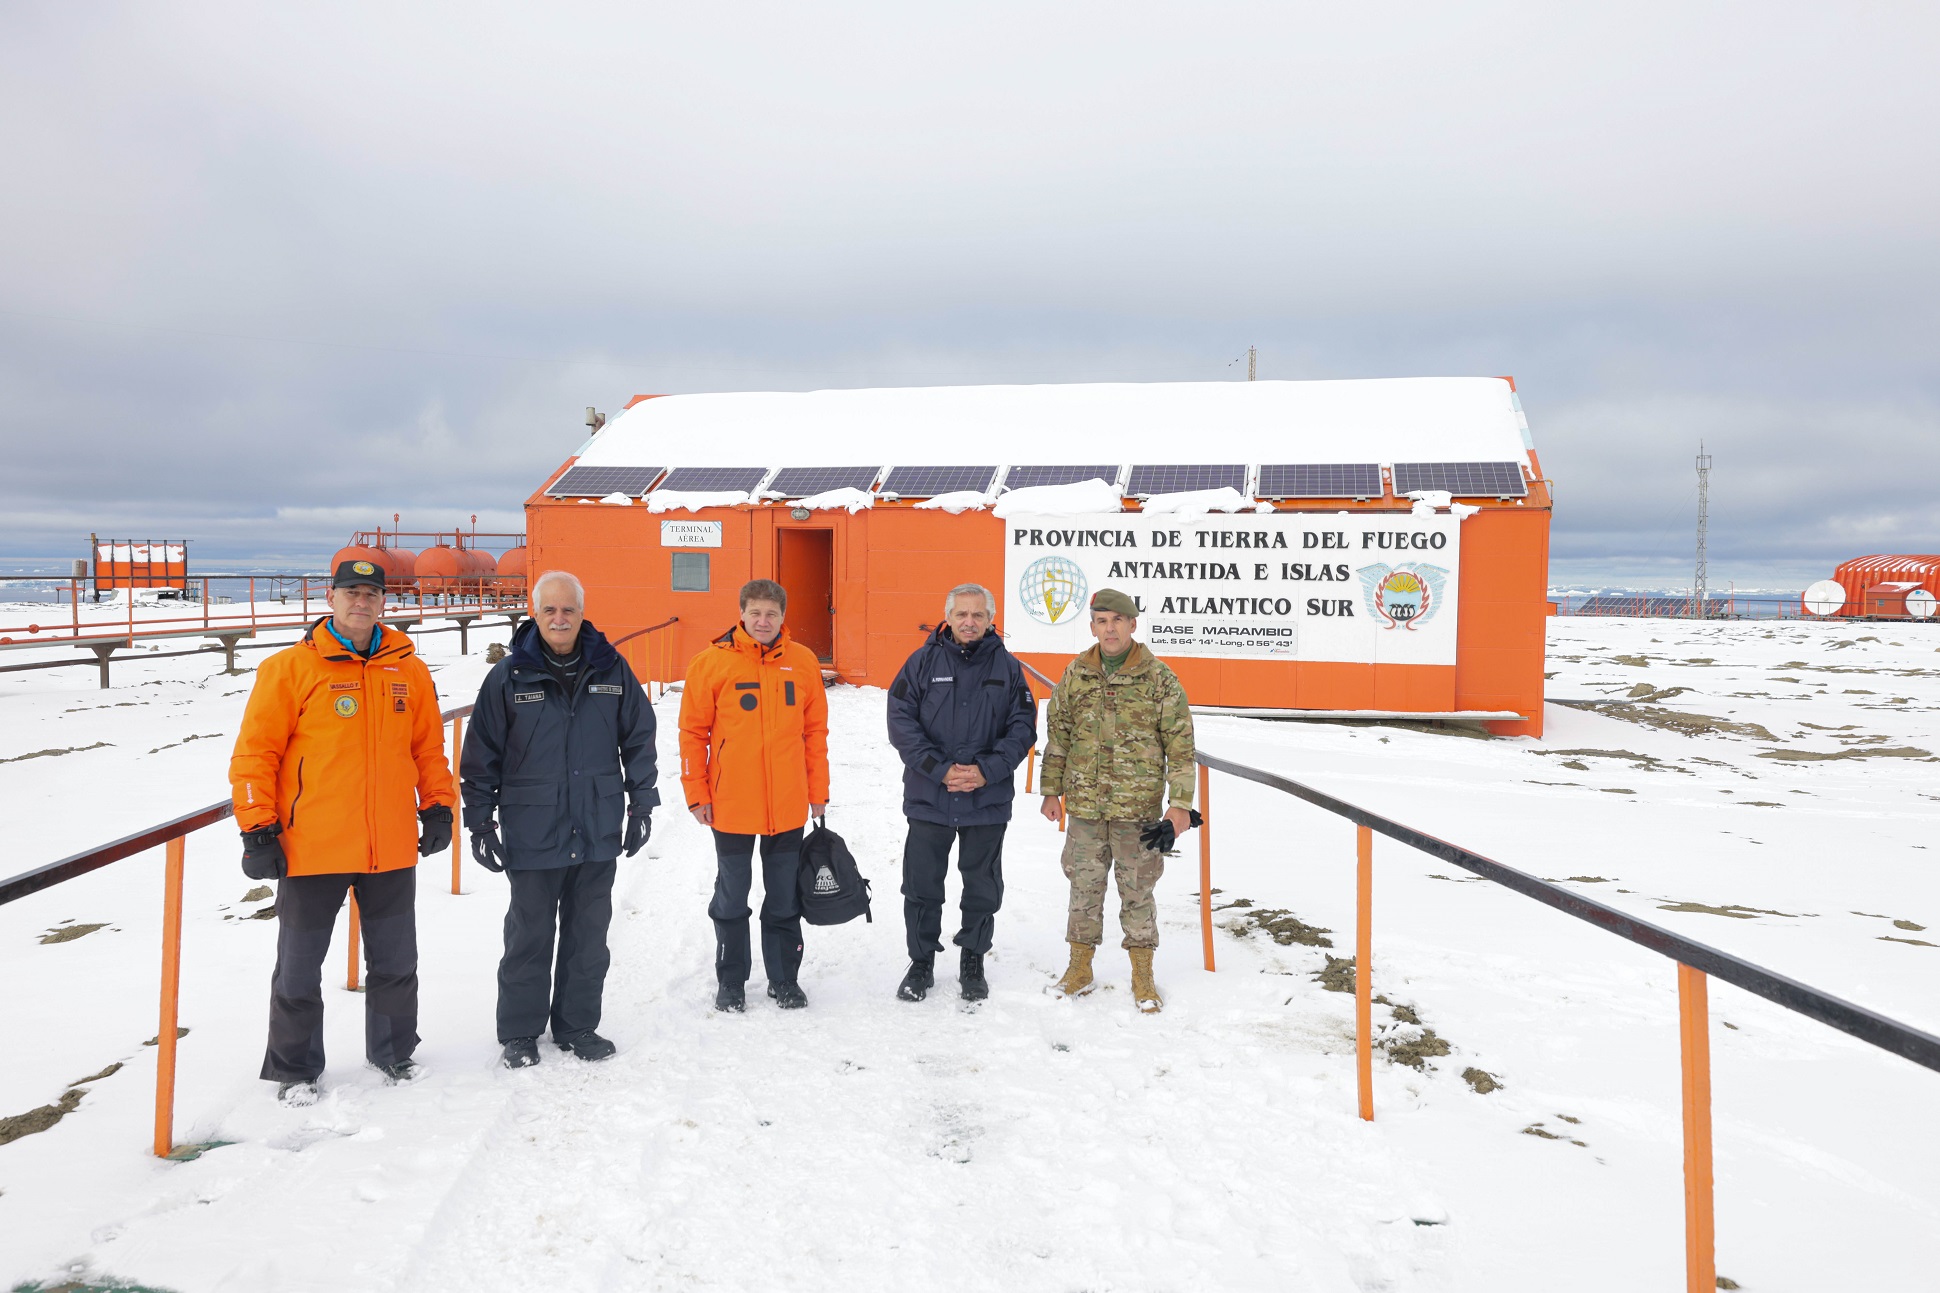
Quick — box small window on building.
[670,552,710,591]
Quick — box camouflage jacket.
[1039,642,1195,823]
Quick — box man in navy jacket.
[461,571,658,1067]
[885,582,1038,1002]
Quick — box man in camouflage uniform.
[1038,588,1196,1013]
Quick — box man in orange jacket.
[229,559,456,1104]
[679,578,829,1012]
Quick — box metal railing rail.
[0,703,476,1160]
[1012,653,1938,1291]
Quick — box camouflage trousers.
[1060,817,1166,950]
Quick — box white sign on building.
[659,520,723,548]
[1001,512,1461,664]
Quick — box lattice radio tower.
[1693,441,1712,619]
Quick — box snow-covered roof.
[572,378,1533,473]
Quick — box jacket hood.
[304,616,415,663]
[508,617,619,674]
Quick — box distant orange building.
[522,378,1552,736]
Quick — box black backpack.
[798,819,872,925]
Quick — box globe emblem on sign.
[1018,556,1088,626]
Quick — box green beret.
[1089,588,1139,618]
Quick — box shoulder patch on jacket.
[589,683,623,695]
[513,691,545,704]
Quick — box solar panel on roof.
[655,467,770,494]
[1125,464,1246,496]
[881,465,1000,497]
[1001,465,1121,490]
[1256,463,1382,498]
[545,465,666,498]
[1391,462,1527,498]
[768,466,882,497]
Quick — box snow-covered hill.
[1,616,1934,1291]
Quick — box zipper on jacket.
[288,757,307,828]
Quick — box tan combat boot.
[1129,948,1162,1014]
[1051,942,1096,997]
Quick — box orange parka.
[678,625,830,836]
[229,619,456,876]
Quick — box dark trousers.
[901,819,1007,960]
[261,868,418,1083]
[497,859,616,1044]
[709,827,804,987]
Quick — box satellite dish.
[1908,589,1937,619]
[1801,579,1847,616]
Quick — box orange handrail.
[153,836,185,1158]
[1679,965,1716,1291]
[1197,764,1214,973]
[1355,824,1373,1123]
[450,714,466,895]
[346,891,361,992]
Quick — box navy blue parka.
[461,619,659,870]
[886,625,1038,828]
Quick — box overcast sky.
[3,2,1935,589]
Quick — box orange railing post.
[450,714,465,895]
[1025,747,1035,795]
[1356,823,1374,1123]
[1198,763,1214,972]
[346,891,362,991]
[153,834,185,1158]
[1679,964,1717,1291]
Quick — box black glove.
[471,822,506,873]
[240,825,286,880]
[417,804,453,857]
[1138,808,1203,854]
[623,812,652,858]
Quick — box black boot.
[767,981,809,1010]
[960,948,988,1002]
[715,982,746,1013]
[502,1037,540,1068]
[896,957,935,1002]
[558,1031,616,1062]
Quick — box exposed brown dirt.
[0,1089,84,1147]
[1384,1028,1451,1070]
[1758,745,1934,761]
[241,886,273,903]
[1658,901,1795,920]
[1317,956,1355,993]
[1236,909,1335,948]
[39,923,108,945]
[1576,703,1777,741]
[1462,1067,1501,1094]
[0,742,113,764]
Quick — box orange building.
[522,378,1552,736]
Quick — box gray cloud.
[3,2,1936,587]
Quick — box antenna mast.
[1247,345,1256,381]
[1694,442,1711,619]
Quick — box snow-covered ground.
[1,616,1935,1291]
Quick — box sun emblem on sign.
[1357,564,1449,630]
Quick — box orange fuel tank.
[496,546,528,588]
[413,545,459,592]
[331,544,416,590]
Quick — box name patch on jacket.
[329,681,359,691]
[589,684,623,695]
[513,691,545,704]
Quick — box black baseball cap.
[332,559,386,590]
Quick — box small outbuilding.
[522,378,1553,735]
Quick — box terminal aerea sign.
[1002,512,1461,665]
